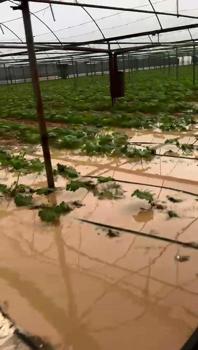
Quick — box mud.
[0,130,197,350]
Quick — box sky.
[0,0,198,58]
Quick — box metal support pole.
[11,67,16,84]
[131,57,134,72]
[160,55,162,70]
[168,53,171,74]
[85,62,89,77]
[163,53,166,69]
[9,67,13,85]
[22,66,26,83]
[122,54,125,72]
[55,62,58,79]
[101,60,104,76]
[90,58,93,77]
[108,43,115,105]
[75,61,79,78]
[176,47,179,80]
[127,53,131,80]
[193,42,196,85]
[45,64,49,80]
[130,55,133,73]
[4,64,9,85]
[20,0,54,188]
[71,58,75,78]
[148,56,150,70]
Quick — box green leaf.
[132,189,154,203]
[55,201,71,215]
[14,194,33,207]
[39,207,59,223]
[97,176,114,183]
[167,195,183,203]
[0,184,9,195]
[38,201,71,223]
[35,187,54,195]
[180,144,194,153]
[66,179,95,192]
[168,210,179,218]
[56,163,79,178]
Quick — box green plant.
[38,201,71,223]
[0,148,44,174]
[167,195,183,203]
[165,138,180,147]
[66,179,95,192]
[132,189,154,203]
[97,176,114,183]
[14,193,33,207]
[56,163,79,178]
[168,210,179,218]
[180,144,194,152]
[96,181,124,199]
[126,146,156,160]
[35,187,55,195]
[0,184,9,195]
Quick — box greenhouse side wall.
[0,54,191,85]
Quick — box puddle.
[0,135,197,350]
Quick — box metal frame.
[181,329,198,350]
[0,1,197,347]
[0,0,197,186]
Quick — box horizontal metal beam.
[115,43,162,55]
[0,44,108,58]
[76,22,198,46]
[24,0,198,21]
[1,38,198,47]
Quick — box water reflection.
[133,209,154,224]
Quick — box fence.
[0,53,195,85]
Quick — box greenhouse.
[0,1,197,350]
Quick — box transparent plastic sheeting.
[0,0,198,61]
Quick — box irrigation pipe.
[82,175,198,196]
[128,142,198,160]
[79,218,198,250]
[155,153,197,160]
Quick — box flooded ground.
[0,131,197,350]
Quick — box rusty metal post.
[19,0,54,188]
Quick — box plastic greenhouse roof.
[0,0,198,63]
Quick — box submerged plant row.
[0,123,157,159]
[1,161,194,225]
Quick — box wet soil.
[0,131,197,350]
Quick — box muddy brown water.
[0,131,198,350]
